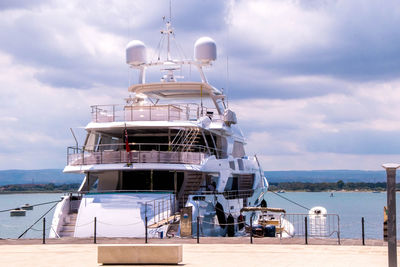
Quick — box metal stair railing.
[171,128,187,152]
[183,128,200,152]
[179,128,195,151]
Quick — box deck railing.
[91,103,222,123]
[67,143,217,166]
[144,194,176,226]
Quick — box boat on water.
[50,19,291,238]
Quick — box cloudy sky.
[0,0,400,171]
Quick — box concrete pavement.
[0,243,396,267]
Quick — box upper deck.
[91,102,222,124]
[92,82,225,124]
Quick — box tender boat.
[50,19,280,238]
[10,208,26,217]
[21,204,33,210]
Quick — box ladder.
[170,128,200,152]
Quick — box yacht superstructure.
[50,20,269,238]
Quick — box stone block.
[97,244,183,264]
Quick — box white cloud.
[0,0,400,171]
[230,0,333,58]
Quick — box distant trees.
[269,180,391,192]
[336,180,345,190]
[0,183,80,192]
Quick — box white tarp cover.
[74,193,172,238]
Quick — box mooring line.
[0,200,61,213]
[268,190,310,211]
[18,202,60,239]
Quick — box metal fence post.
[337,215,341,245]
[361,217,365,246]
[305,217,308,245]
[250,216,253,244]
[197,216,200,244]
[145,216,148,244]
[94,217,97,244]
[42,217,46,244]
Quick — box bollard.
[361,217,365,246]
[250,216,253,244]
[42,217,46,244]
[94,217,97,244]
[383,163,399,267]
[145,216,148,244]
[305,217,308,245]
[196,216,200,243]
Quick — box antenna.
[169,0,172,23]
[70,128,78,151]
[160,18,173,61]
[226,54,229,108]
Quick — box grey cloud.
[223,0,400,90]
[0,0,50,11]
[305,130,400,154]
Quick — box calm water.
[0,193,63,239]
[0,192,397,239]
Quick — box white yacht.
[50,20,271,238]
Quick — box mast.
[161,20,173,61]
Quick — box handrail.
[69,142,220,153]
[67,142,224,166]
[90,102,222,123]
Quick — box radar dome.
[194,37,217,63]
[126,40,147,66]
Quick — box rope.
[97,220,143,227]
[75,221,94,228]
[17,201,60,239]
[0,200,61,213]
[268,190,310,211]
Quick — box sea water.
[0,192,397,239]
[0,193,63,239]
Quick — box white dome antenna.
[126,40,147,66]
[194,37,217,64]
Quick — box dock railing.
[281,213,340,243]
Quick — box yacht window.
[232,141,245,158]
[84,132,99,151]
[229,161,235,170]
[217,136,228,158]
[237,159,244,170]
[121,170,184,192]
[99,135,120,151]
[224,177,238,191]
[204,174,219,191]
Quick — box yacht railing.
[144,194,176,226]
[91,103,222,123]
[67,143,219,166]
[187,189,255,200]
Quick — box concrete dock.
[0,238,397,266]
